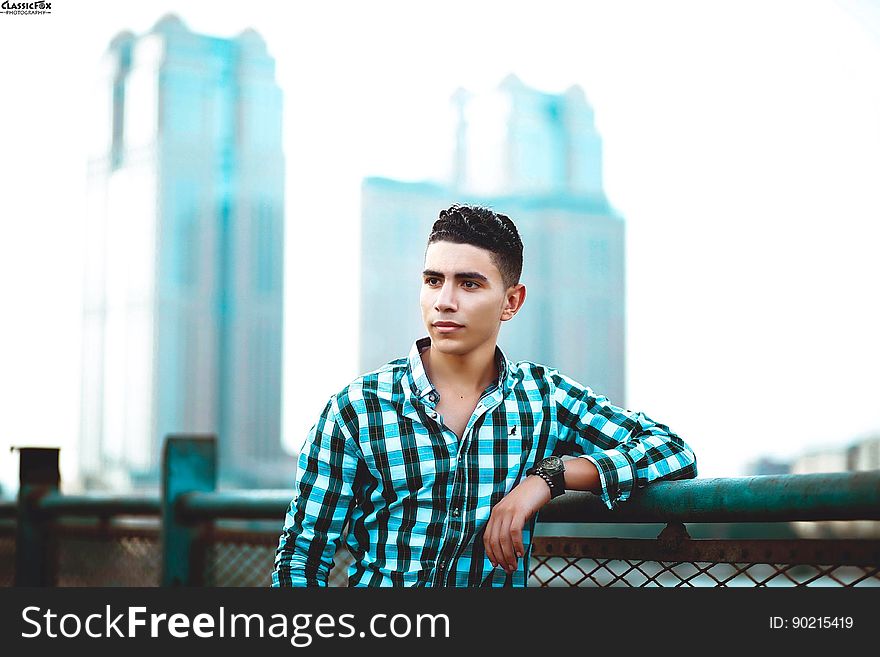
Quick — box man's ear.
[500,283,526,321]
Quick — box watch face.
[541,456,564,475]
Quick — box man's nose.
[434,281,458,311]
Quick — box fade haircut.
[427,204,523,289]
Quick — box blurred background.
[1,0,879,496]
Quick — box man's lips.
[433,322,463,332]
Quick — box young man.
[272,204,697,587]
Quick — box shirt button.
[429,392,438,403]
[452,507,460,517]
[430,411,438,420]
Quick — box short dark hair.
[427,204,523,288]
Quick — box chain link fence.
[528,534,880,587]
[52,521,161,587]
[6,520,876,587]
[529,556,880,587]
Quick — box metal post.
[14,447,60,586]
[161,435,216,586]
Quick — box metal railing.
[5,436,880,587]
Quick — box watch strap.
[531,469,564,499]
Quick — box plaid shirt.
[273,337,697,587]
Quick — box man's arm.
[551,370,698,510]
[272,395,360,587]
[483,372,697,574]
[483,459,603,574]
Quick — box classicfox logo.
[2,1,52,14]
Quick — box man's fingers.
[485,512,509,571]
[498,515,517,572]
[483,517,499,568]
[510,516,525,559]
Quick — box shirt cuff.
[579,450,636,510]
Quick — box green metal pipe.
[35,492,160,517]
[177,490,292,520]
[173,472,880,524]
[540,471,880,523]
[8,471,879,525]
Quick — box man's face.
[420,240,518,357]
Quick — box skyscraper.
[361,75,626,405]
[80,15,288,489]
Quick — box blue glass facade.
[80,16,287,489]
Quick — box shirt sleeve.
[550,371,698,510]
[272,395,361,587]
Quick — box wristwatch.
[526,456,566,499]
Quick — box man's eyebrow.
[422,269,490,283]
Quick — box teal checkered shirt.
[273,337,697,587]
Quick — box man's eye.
[426,278,440,285]
[463,281,478,289]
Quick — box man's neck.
[421,339,499,397]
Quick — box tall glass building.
[80,15,288,489]
[361,75,626,405]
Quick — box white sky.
[1,0,879,493]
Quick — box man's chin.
[428,333,469,352]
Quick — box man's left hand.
[483,475,551,574]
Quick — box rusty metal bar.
[532,535,880,566]
[52,521,160,540]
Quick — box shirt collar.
[407,336,516,401]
